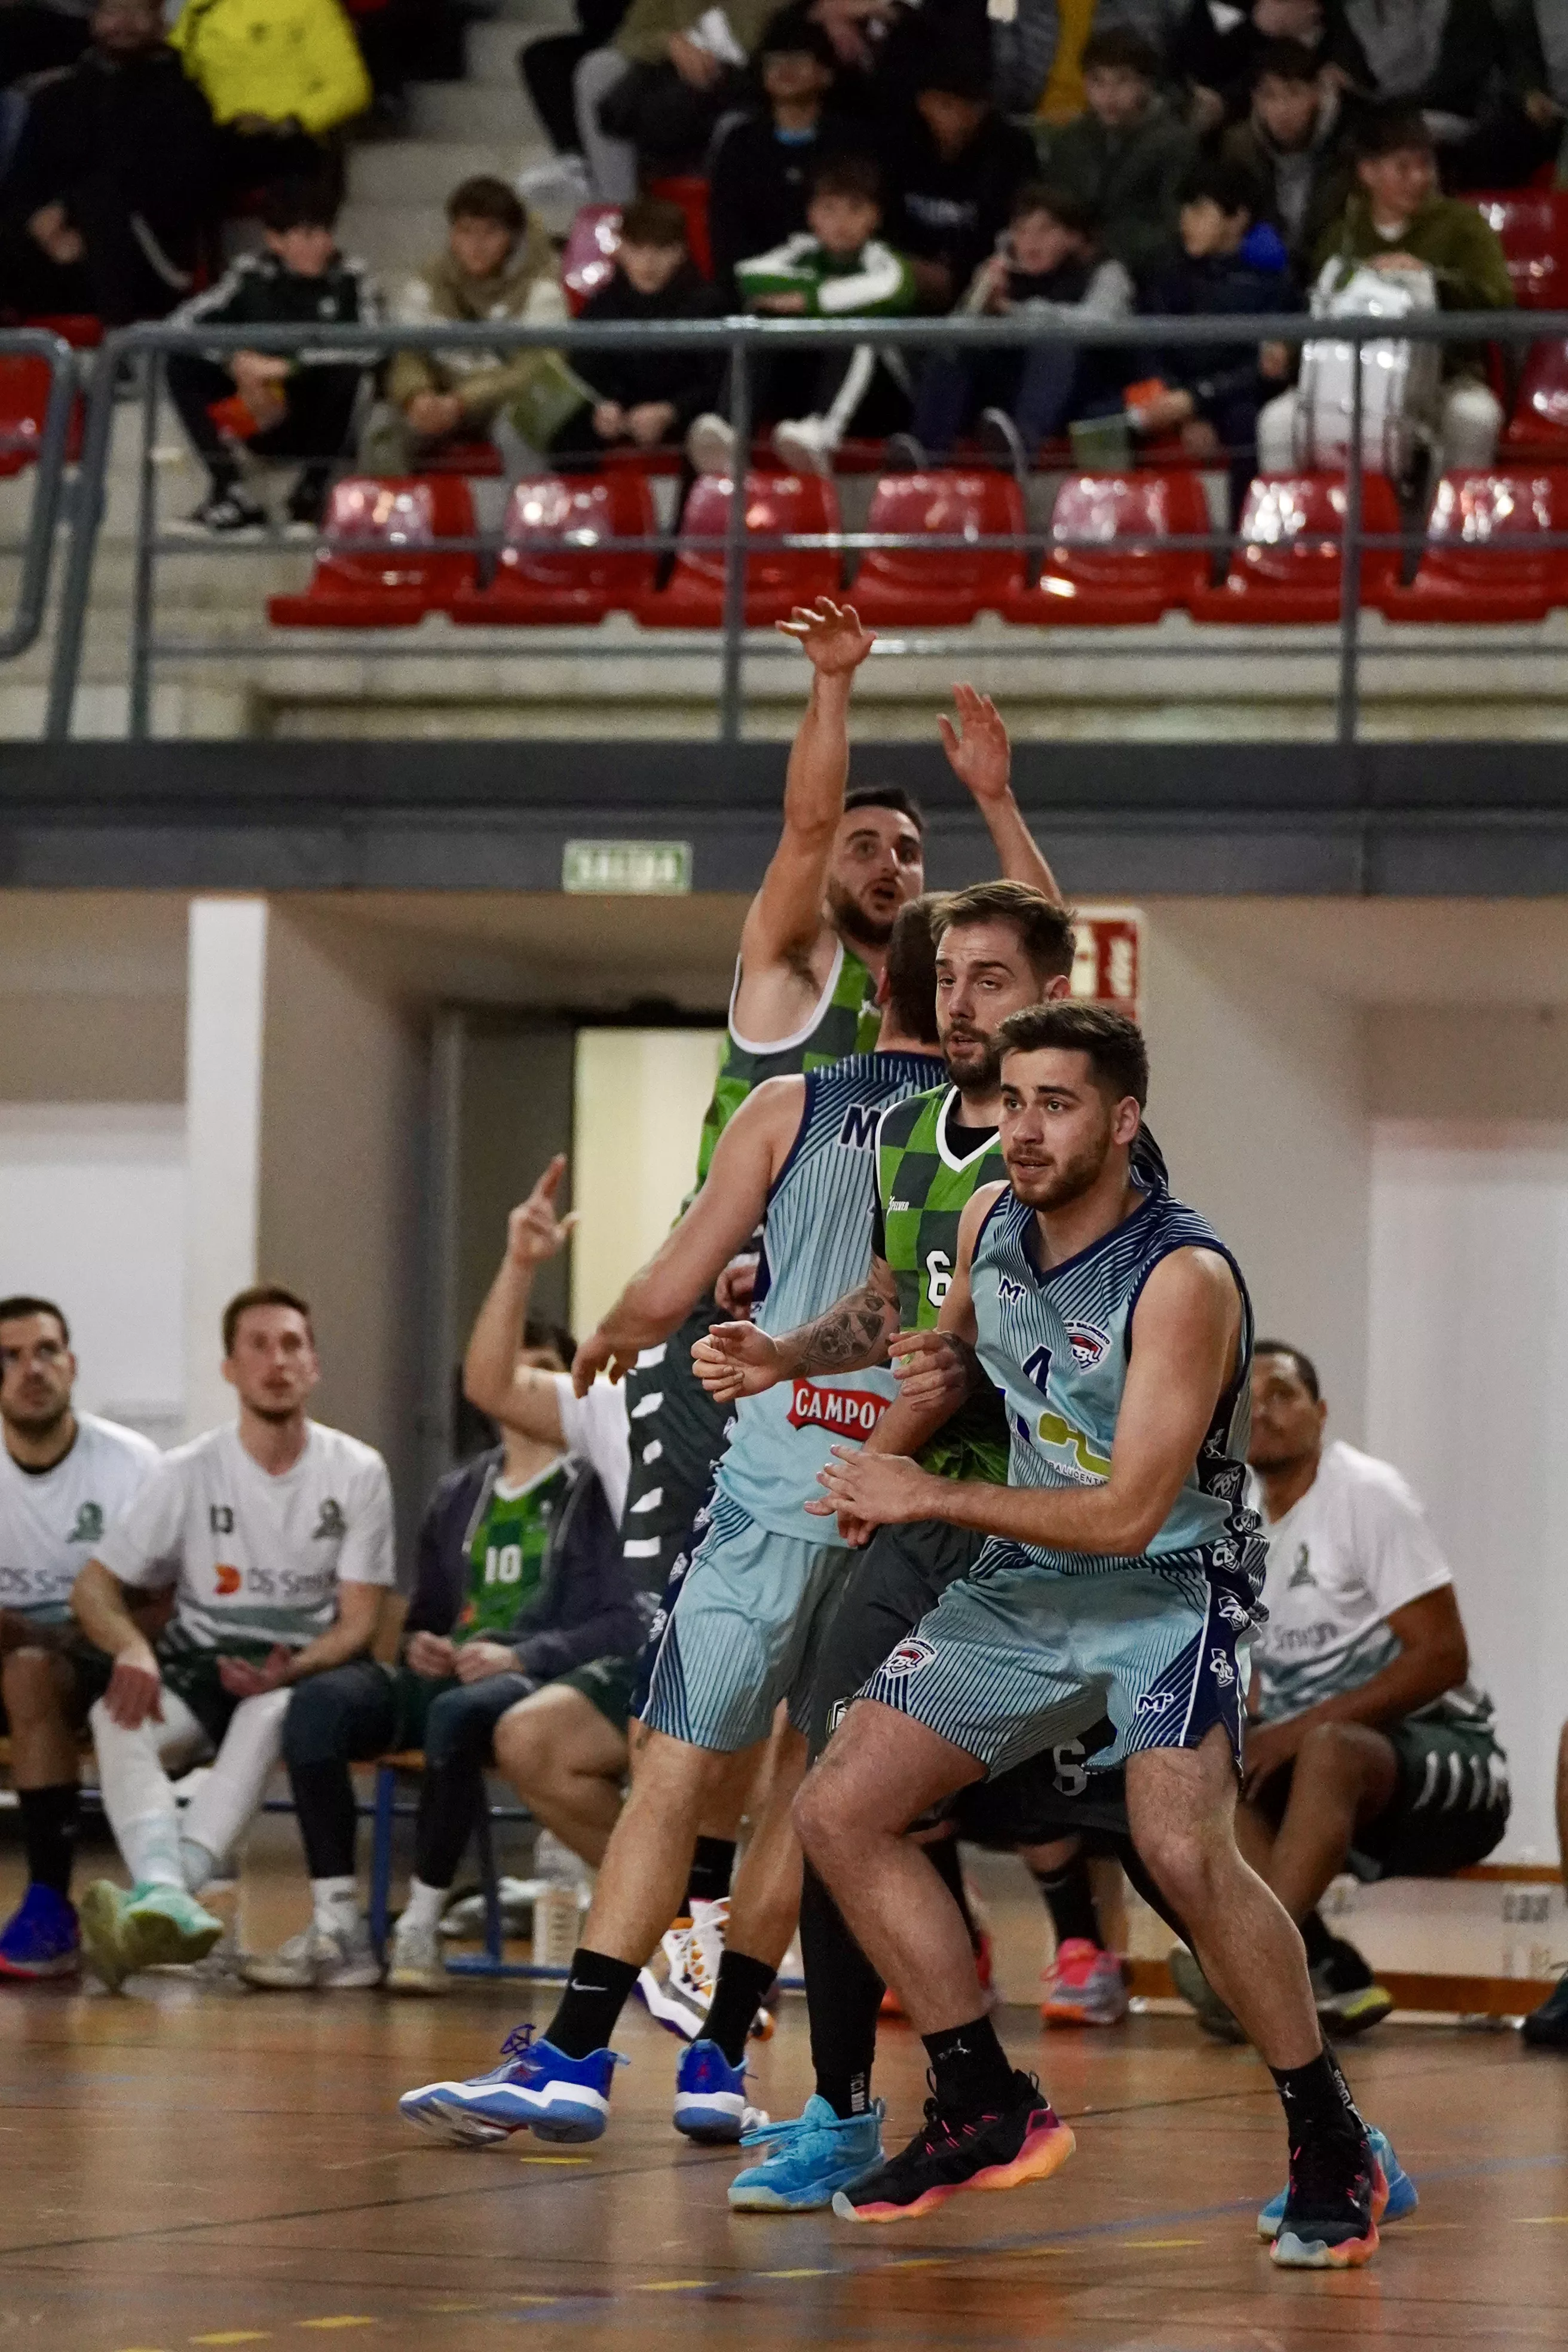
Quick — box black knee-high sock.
[926,1833,983,1951]
[1034,1852,1101,1950]
[545,1947,639,2058]
[289,1760,360,1882]
[19,1785,78,1898]
[1270,2045,1363,2143]
[684,1835,734,1910]
[801,1862,882,2118]
[704,1947,778,2067]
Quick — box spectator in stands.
[573,0,777,204]
[166,177,381,540]
[0,0,91,91]
[1522,1709,1568,2045]
[1221,39,1353,268]
[0,1297,159,1982]
[1325,0,1508,188]
[70,1285,396,1993]
[0,0,216,325]
[1257,108,1513,474]
[1168,0,1325,133]
[242,1319,638,1994]
[547,194,720,466]
[1035,27,1196,278]
[516,0,631,216]
[993,0,1188,122]
[902,183,1134,466]
[884,47,1037,311]
[687,149,914,475]
[169,0,372,205]
[373,176,570,476]
[1128,155,1298,507]
[708,16,846,299]
[1502,0,1568,186]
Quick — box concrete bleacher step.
[408,79,542,143]
[338,201,449,283]
[348,138,529,207]
[466,8,575,86]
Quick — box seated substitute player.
[1523,1719,1568,2045]
[70,1286,395,1990]
[801,1004,1386,2268]
[397,902,948,2149]
[0,1297,160,1978]
[1171,1340,1508,2044]
[241,1313,636,1993]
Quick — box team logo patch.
[68,1502,104,1544]
[1067,1322,1110,1369]
[313,1499,346,1541]
[881,1635,938,1679]
[1215,1591,1251,1631]
[786,1382,889,1438]
[997,1275,1026,1304]
[214,1563,243,1596]
[1209,1647,1236,1688]
[827,1698,850,1734]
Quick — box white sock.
[400,1878,446,1934]
[180,1838,219,1895]
[119,1813,185,1891]
[311,1876,359,1933]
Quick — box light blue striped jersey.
[715,1049,947,1539]
[970,1174,1266,1584]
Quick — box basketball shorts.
[859,1536,1254,1780]
[639,1490,850,1753]
[1351,1711,1510,1880]
[0,1628,113,1734]
[618,1300,732,1598]
[561,1652,640,1737]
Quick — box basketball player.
[71,1287,396,1989]
[0,1297,160,1977]
[398,905,948,2149]
[799,1004,1385,2268]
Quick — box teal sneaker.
[118,1883,223,1974]
[79,1880,134,1992]
[728,2095,886,2212]
[1258,2124,1414,2238]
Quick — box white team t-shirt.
[94,1420,396,1655]
[0,1413,162,1624]
[551,1374,630,1526]
[1252,1438,1472,1724]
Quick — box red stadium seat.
[267,476,476,627]
[1381,467,1568,623]
[1505,339,1568,454]
[645,174,712,278]
[638,471,839,627]
[1005,470,1211,626]
[852,471,1025,624]
[419,437,504,477]
[1469,192,1568,310]
[449,470,657,624]
[563,204,622,316]
[1189,472,1402,622]
[0,356,58,477]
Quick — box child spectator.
[574,0,780,203]
[1035,26,1195,277]
[993,0,1189,121]
[883,47,1038,310]
[905,183,1134,464]
[547,195,721,464]
[1129,155,1299,506]
[169,0,371,205]
[1169,0,1325,133]
[166,177,381,539]
[0,0,216,324]
[1222,39,1353,266]
[374,176,569,474]
[687,151,914,476]
[708,16,847,299]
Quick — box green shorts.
[561,1653,639,1737]
[1350,1711,1510,1879]
[0,1629,114,1735]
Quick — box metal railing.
[38,306,1568,743]
[0,326,77,662]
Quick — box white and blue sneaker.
[673,2038,765,2144]
[728,2095,886,2211]
[1258,2124,1415,2238]
[0,1884,80,1980]
[398,2024,624,2148]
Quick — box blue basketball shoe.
[728,2096,886,2211]
[672,2039,764,2143]
[0,1884,79,1980]
[1258,2123,1414,2238]
[399,2025,624,2147]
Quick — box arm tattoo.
[788,1261,899,1375]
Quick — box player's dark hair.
[258,176,340,234]
[843,782,926,836]
[447,174,525,235]
[523,1315,577,1369]
[1355,106,1435,162]
[619,194,688,249]
[0,1296,69,1345]
[933,879,1076,985]
[810,152,882,208]
[1011,181,1099,240]
[1251,38,1321,89]
[1178,156,1260,219]
[995,1000,1148,1108]
[1081,27,1161,82]
[1254,1339,1321,1401]
[223,1284,314,1356]
[882,895,942,1046]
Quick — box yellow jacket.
[170,0,371,136]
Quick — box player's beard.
[827,877,898,952]
[245,1398,304,1425]
[1,1397,70,1443]
[1007,1132,1111,1213]
[942,1024,1001,1092]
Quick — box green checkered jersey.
[874,1085,1011,1485]
[694,940,880,1187]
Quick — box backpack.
[1295,257,1442,478]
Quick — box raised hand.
[777,596,875,676]
[692,1321,783,1401]
[938,684,1011,807]
[507,1155,579,1270]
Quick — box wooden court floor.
[2,1954,1567,2352]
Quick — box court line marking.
[191,2335,271,2345]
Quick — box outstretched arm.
[573,1078,800,1392]
[694,1251,900,1403]
[464,1156,578,1445]
[939,685,1064,905]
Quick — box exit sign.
[563,840,692,895]
[1071,908,1141,1013]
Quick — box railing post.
[716,328,751,745]
[127,354,160,741]
[0,331,74,662]
[1335,317,1365,751]
[44,333,122,741]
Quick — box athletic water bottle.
[534,1830,586,1968]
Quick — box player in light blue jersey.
[399,902,946,2155]
[804,1000,1385,2270]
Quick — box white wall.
[570,1028,725,1336]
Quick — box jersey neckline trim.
[935,1086,999,1173]
[1016,1180,1159,1289]
[727,936,861,1058]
